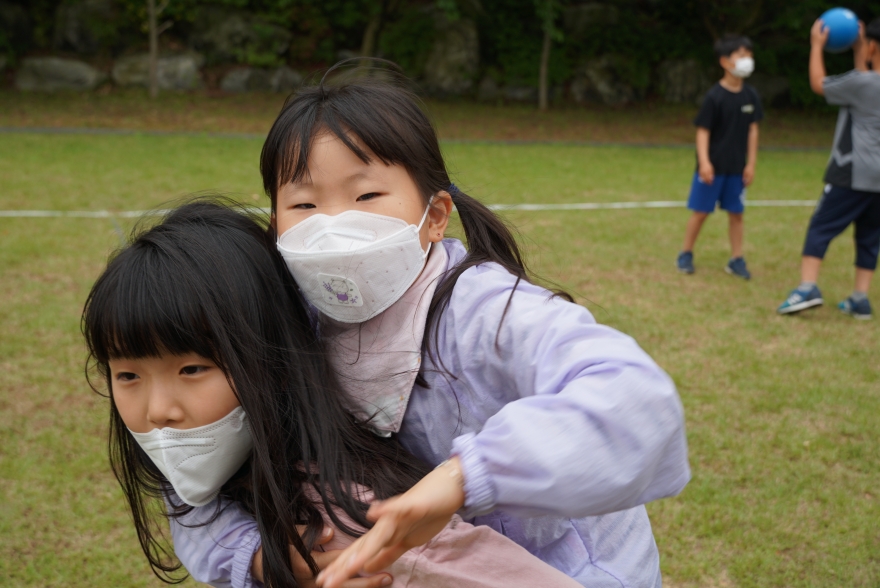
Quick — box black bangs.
[261,74,448,204]
[83,198,277,373]
[84,238,221,365]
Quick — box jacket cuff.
[451,432,496,517]
[231,527,263,588]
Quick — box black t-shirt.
[694,82,764,175]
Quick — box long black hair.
[260,63,572,371]
[82,198,429,587]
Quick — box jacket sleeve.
[167,495,262,588]
[447,265,690,518]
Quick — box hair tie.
[448,183,460,196]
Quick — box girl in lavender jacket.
[82,200,583,588]
[172,69,690,588]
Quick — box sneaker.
[677,251,695,274]
[725,257,751,280]
[838,296,872,320]
[777,285,823,315]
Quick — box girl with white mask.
[171,68,690,588]
[82,199,584,588]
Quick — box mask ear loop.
[416,195,436,256]
[416,195,435,231]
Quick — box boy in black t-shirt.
[677,34,764,279]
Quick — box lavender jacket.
[169,238,690,588]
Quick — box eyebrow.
[290,170,375,189]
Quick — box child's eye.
[292,203,316,210]
[180,365,209,376]
[357,192,379,201]
[115,372,138,382]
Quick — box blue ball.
[820,7,860,53]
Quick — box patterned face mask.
[277,204,432,324]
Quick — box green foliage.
[3,0,880,106]
[480,0,568,86]
[378,6,436,78]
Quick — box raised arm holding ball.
[778,15,880,318]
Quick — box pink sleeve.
[389,516,581,588]
[315,493,580,587]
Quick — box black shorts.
[802,184,880,270]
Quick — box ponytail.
[423,185,573,374]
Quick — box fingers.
[317,519,403,588]
[811,19,829,43]
[290,525,335,577]
[312,548,343,570]
[366,498,391,521]
[316,525,335,546]
[361,544,411,574]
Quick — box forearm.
[809,44,826,95]
[695,128,711,165]
[440,271,690,519]
[454,316,690,518]
[455,361,689,518]
[853,43,869,71]
[746,124,759,168]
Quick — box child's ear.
[427,192,453,243]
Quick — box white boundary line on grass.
[0,200,817,218]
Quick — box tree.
[535,0,562,110]
[146,0,172,98]
[698,0,763,39]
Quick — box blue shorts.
[687,173,746,214]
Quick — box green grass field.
[1,124,878,587]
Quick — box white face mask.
[276,204,432,323]
[128,407,253,507]
[730,57,754,78]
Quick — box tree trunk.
[147,0,159,98]
[359,15,381,68]
[359,0,392,71]
[538,26,551,111]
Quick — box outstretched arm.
[317,268,690,588]
[809,19,829,95]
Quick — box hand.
[853,21,866,50]
[252,526,393,588]
[811,19,829,48]
[698,161,714,185]
[742,165,755,187]
[315,458,467,588]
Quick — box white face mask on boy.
[729,56,755,78]
[276,204,432,324]
[128,407,253,507]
